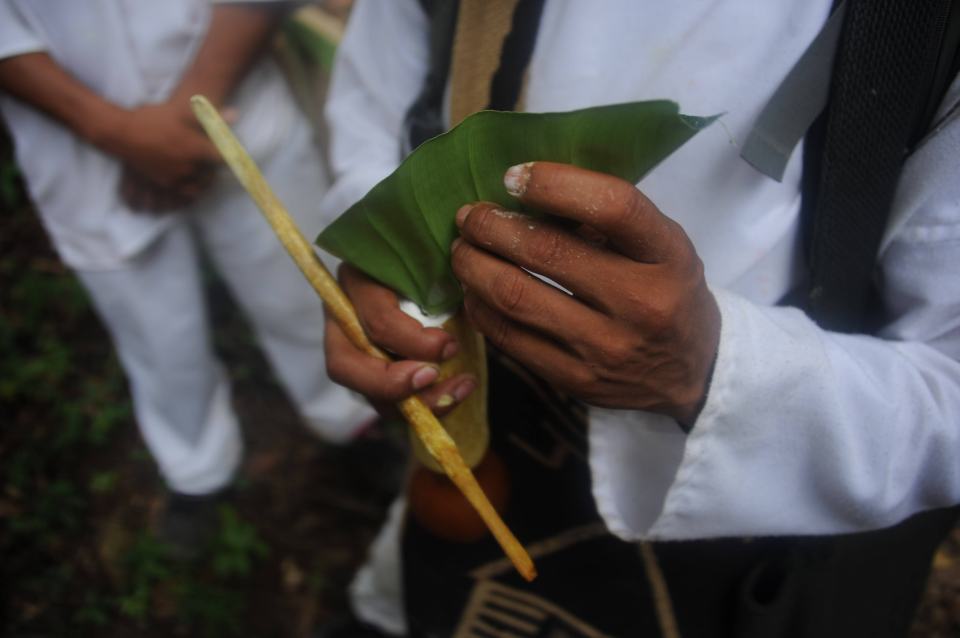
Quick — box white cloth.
[0,0,299,270]
[349,498,408,636]
[2,0,376,493]
[325,0,960,630]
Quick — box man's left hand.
[451,161,720,426]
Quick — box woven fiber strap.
[448,0,521,125]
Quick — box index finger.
[504,161,681,263]
[339,264,458,363]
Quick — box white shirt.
[0,0,299,270]
[324,0,960,540]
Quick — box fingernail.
[504,162,533,197]
[456,204,473,227]
[453,378,477,402]
[435,394,455,408]
[441,341,459,361]
[411,365,439,390]
[451,237,463,252]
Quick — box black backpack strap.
[913,0,960,148]
[486,0,546,111]
[403,0,461,155]
[801,0,960,332]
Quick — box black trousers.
[403,354,957,638]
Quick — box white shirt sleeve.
[319,0,430,220]
[591,80,960,541]
[0,0,47,60]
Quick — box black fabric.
[486,0,547,112]
[801,0,960,332]
[658,508,958,638]
[404,0,460,154]
[913,0,960,148]
[403,355,661,637]
[403,357,959,637]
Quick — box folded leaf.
[317,101,716,315]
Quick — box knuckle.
[384,368,413,400]
[465,203,498,238]
[493,268,530,314]
[590,336,634,371]
[527,231,565,266]
[668,222,697,263]
[567,364,599,389]
[464,294,514,352]
[613,188,649,228]
[643,294,679,335]
[607,343,635,371]
[617,274,680,333]
[683,250,705,281]
[324,355,349,387]
[364,312,391,344]
[488,314,514,351]
[449,236,471,273]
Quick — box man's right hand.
[119,166,211,213]
[325,264,478,417]
[109,101,221,204]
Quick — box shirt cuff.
[589,287,831,541]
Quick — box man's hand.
[111,3,285,212]
[324,264,478,417]
[451,161,720,426]
[0,52,219,212]
[0,2,283,214]
[119,165,213,213]
[110,102,220,203]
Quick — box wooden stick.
[190,95,535,582]
[640,542,681,638]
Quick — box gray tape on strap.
[741,2,847,182]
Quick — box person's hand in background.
[0,3,280,213]
[112,101,222,211]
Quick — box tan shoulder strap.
[448,0,522,126]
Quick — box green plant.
[118,533,174,623]
[8,479,85,540]
[88,470,119,494]
[210,505,269,578]
[174,580,244,637]
[73,592,112,627]
[0,154,22,209]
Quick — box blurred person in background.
[317,0,960,636]
[0,0,375,557]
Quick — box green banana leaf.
[316,101,716,315]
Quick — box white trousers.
[350,498,408,635]
[76,120,375,494]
